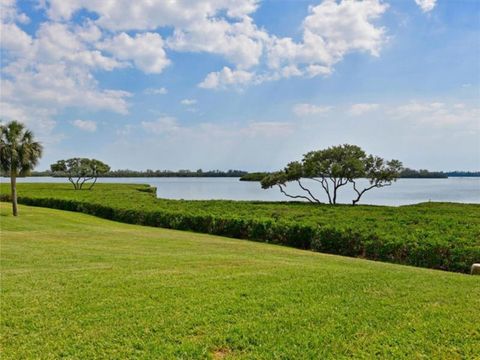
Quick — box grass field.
[1,203,479,359]
[1,183,479,272]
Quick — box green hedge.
[2,193,477,273]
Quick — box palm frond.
[0,121,43,176]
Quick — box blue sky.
[1,0,479,171]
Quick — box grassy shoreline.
[1,182,479,273]
[2,203,479,358]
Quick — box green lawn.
[1,203,479,359]
[1,183,479,272]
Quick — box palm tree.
[0,121,43,216]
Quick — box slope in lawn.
[1,203,479,359]
[1,183,479,273]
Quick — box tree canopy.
[261,144,403,205]
[50,158,110,190]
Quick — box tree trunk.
[88,177,98,190]
[10,172,18,216]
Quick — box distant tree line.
[4,168,479,179]
[241,169,480,181]
[15,168,249,178]
[445,171,480,177]
[103,169,248,177]
[400,169,480,178]
[400,168,448,178]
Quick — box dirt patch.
[212,348,232,359]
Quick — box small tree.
[261,144,402,205]
[50,158,110,190]
[0,120,43,216]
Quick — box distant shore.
[2,169,479,179]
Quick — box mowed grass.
[2,183,480,273]
[1,203,479,359]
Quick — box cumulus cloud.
[267,0,388,78]
[1,63,131,114]
[99,32,170,74]
[198,66,255,89]
[1,0,29,24]
[0,11,131,142]
[0,0,395,142]
[349,103,380,116]
[43,0,266,70]
[30,22,122,70]
[38,0,390,90]
[43,0,260,30]
[72,119,97,132]
[293,103,332,117]
[414,0,437,13]
[167,17,268,69]
[1,22,33,56]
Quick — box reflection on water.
[8,176,480,206]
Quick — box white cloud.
[144,87,168,95]
[141,117,181,135]
[180,99,197,106]
[0,101,57,138]
[0,15,131,140]
[43,0,260,30]
[303,0,387,58]
[414,0,437,13]
[349,103,380,116]
[389,101,480,128]
[72,119,97,132]
[167,16,268,69]
[293,103,332,117]
[267,0,388,78]
[198,66,255,89]
[1,63,131,114]
[34,22,122,70]
[0,23,33,56]
[40,0,389,90]
[99,32,170,74]
[43,0,266,69]
[1,0,29,24]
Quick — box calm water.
[7,176,480,206]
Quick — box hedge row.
[2,194,478,273]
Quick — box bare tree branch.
[278,184,315,203]
[297,180,321,203]
[351,180,392,205]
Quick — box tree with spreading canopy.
[261,144,402,205]
[0,120,43,216]
[50,158,110,190]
